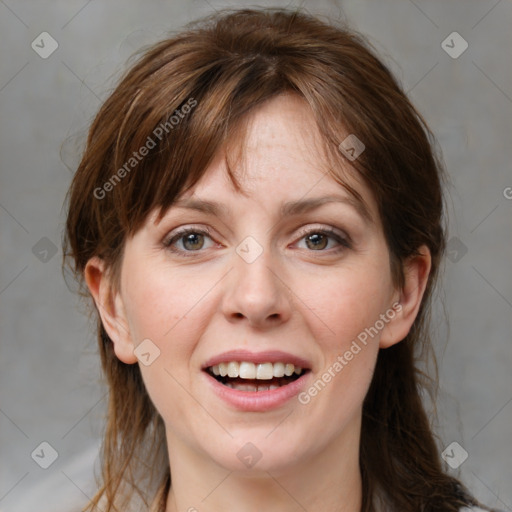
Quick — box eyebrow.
[171,194,373,224]
[280,195,373,224]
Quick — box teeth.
[219,362,228,377]
[239,362,256,379]
[256,363,274,380]
[272,362,285,378]
[208,361,305,380]
[223,382,285,392]
[227,361,239,378]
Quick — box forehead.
[224,93,335,188]
[178,95,375,218]
[149,93,379,228]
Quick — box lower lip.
[203,371,310,412]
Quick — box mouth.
[201,350,312,410]
[205,361,310,392]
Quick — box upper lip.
[202,349,312,370]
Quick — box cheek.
[299,262,393,354]
[123,263,209,344]
[298,257,393,423]
[121,261,220,382]
[121,267,213,423]
[296,271,387,431]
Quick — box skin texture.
[85,94,431,512]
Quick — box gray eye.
[181,232,205,251]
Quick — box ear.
[379,245,432,349]
[84,256,138,364]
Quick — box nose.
[221,245,293,329]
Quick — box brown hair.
[63,7,486,512]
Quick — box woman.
[63,7,496,512]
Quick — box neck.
[164,417,363,512]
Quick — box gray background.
[1,0,511,511]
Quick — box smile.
[202,349,312,410]
[207,361,307,392]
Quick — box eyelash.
[163,225,351,258]
[294,226,351,253]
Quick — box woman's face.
[91,94,421,476]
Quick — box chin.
[200,433,310,475]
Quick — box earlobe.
[84,256,138,364]
[379,246,432,349]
